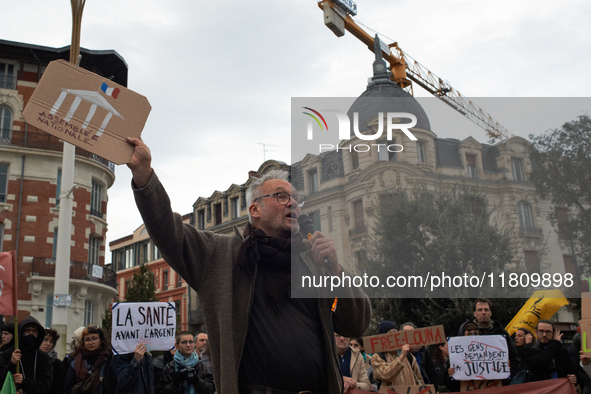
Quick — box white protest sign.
[111,302,176,354]
[448,335,510,380]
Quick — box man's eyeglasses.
[180,340,195,345]
[254,192,305,207]
[537,329,554,335]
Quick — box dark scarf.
[236,223,303,313]
[74,346,109,390]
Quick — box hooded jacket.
[0,316,53,393]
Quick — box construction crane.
[319,0,510,142]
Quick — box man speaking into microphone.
[127,137,371,394]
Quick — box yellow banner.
[505,289,569,337]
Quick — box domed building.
[290,38,575,302]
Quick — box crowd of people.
[0,296,589,393]
[0,318,214,394]
[336,298,591,393]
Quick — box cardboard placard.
[363,325,445,354]
[460,380,502,391]
[111,302,176,354]
[23,59,151,164]
[581,318,591,356]
[582,292,591,319]
[448,335,510,380]
[378,384,436,394]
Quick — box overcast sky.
[4,1,591,264]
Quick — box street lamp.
[53,0,86,359]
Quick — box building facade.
[0,40,123,336]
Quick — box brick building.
[0,39,122,333]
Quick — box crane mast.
[319,0,510,142]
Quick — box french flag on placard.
[100,82,120,99]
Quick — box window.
[214,203,222,225]
[197,209,205,229]
[55,169,62,206]
[517,201,534,231]
[0,106,12,140]
[563,255,576,278]
[45,296,53,327]
[556,208,569,240]
[466,154,477,178]
[90,180,102,217]
[352,200,365,235]
[88,236,99,265]
[355,250,368,269]
[378,140,397,162]
[177,273,183,288]
[52,228,58,259]
[524,251,539,273]
[511,158,524,181]
[231,197,239,219]
[351,150,359,169]
[151,243,160,261]
[0,163,8,203]
[308,169,318,193]
[163,270,169,290]
[241,191,247,209]
[309,210,321,232]
[0,222,4,252]
[0,62,16,90]
[139,240,150,263]
[417,141,426,163]
[84,300,94,326]
[125,246,135,269]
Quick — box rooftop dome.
[347,36,431,134]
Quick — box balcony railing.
[519,226,543,237]
[31,257,117,289]
[90,208,104,219]
[349,225,367,237]
[1,127,115,172]
[0,76,17,90]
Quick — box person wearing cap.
[457,321,480,336]
[371,320,424,389]
[0,316,53,393]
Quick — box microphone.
[297,214,339,312]
[297,214,315,240]
[298,214,334,274]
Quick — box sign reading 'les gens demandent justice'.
[363,325,446,354]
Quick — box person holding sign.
[370,321,425,388]
[110,342,155,394]
[127,137,371,394]
[334,333,372,392]
[159,331,214,394]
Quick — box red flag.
[0,251,17,316]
